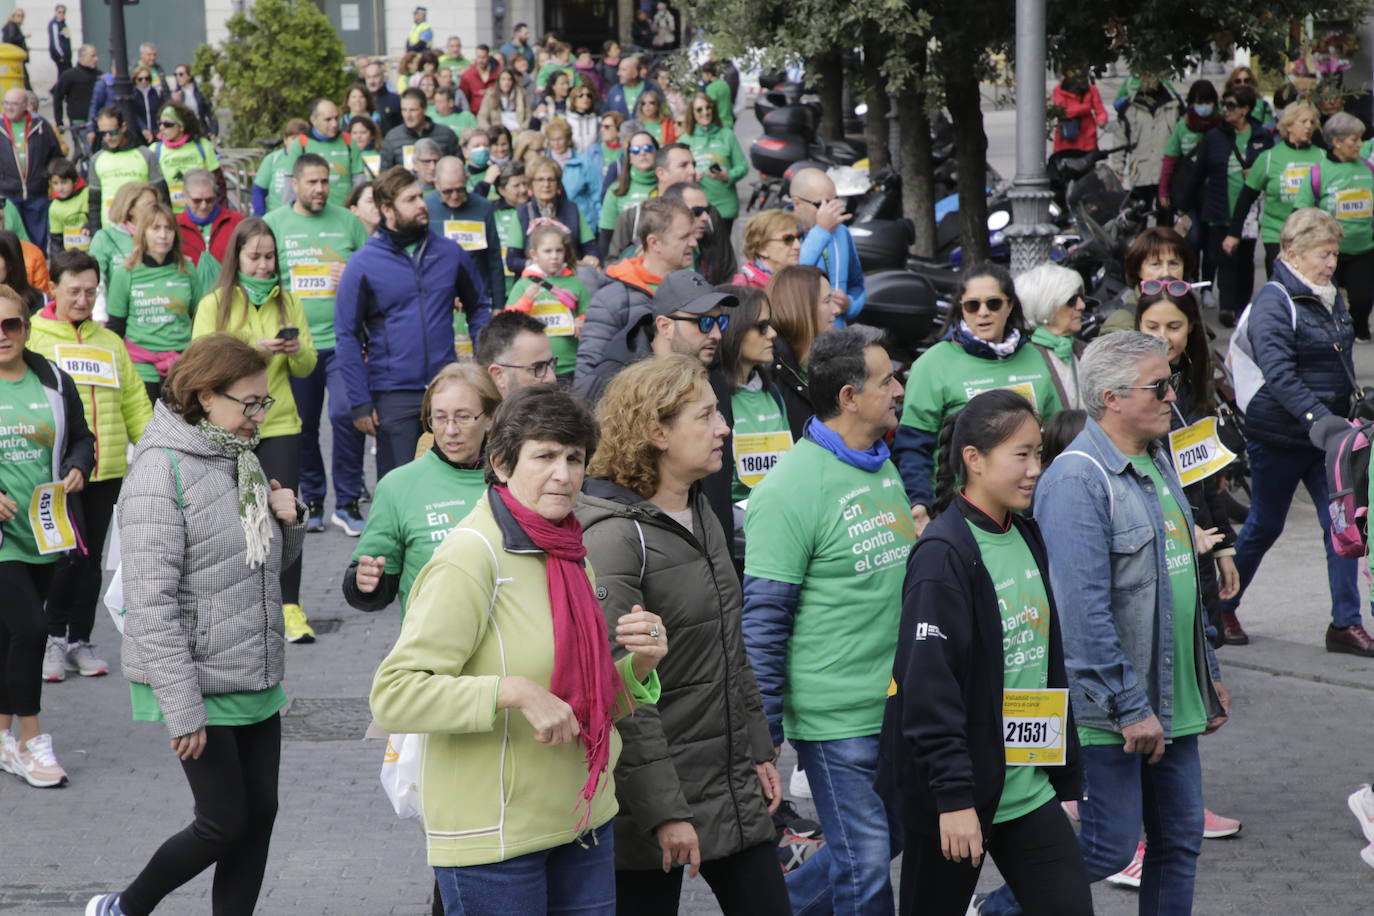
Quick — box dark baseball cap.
[651,270,738,318]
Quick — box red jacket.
[177,206,244,267]
[1051,83,1108,153]
[459,63,500,112]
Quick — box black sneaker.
[304,500,325,533]
[772,798,822,839]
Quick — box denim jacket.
[1034,417,1224,737]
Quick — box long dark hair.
[1042,409,1087,467]
[0,230,39,314]
[719,285,772,387]
[213,218,286,330]
[1134,288,1213,412]
[614,130,656,198]
[932,389,1040,516]
[935,261,1026,342]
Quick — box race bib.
[1336,187,1373,220]
[531,300,575,337]
[1002,688,1068,767]
[734,431,793,488]
[54,344,119,389]
[362,151,381,175]
[500,245,513,276]
[402,145,416,170]
[29,482,77,555]
[291,262,338,298]
[1168,416,1237,486]
[969,381,1038,409]
[443,220,488,251]
[169,181,185,206]
[1280,163,1313,200]
[63,228,90,251]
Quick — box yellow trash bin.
[0,43,28,93]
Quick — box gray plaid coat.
[119,402,305,738]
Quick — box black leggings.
[0,561,56,716]
[45,477,121,643]
[1337,248,1374,338]
[613,841,790,916]
[119,714,282,916]
[898,799,1092,916]
[1206,224,1255,315]
[255,435,301,606]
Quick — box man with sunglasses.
[176,168,243,271]
[0,87,61,251]
[790,168,865,325]
[84,106,166,232]
[427,156,503,311]
[979,331,1227,916]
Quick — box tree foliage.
[192,0,352,146]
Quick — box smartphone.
[276,327,300,340]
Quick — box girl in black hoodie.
[877,389,1089,916]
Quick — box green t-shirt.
[966,519,1057,824]
[535,62,576,91]
[90,225,134,285]
[1218,128,1252,223]
[899,340,1064,495]
[1244,142,1324,243]
[130,682,288,727]
[622,82,646,115]
[155,139,221,214]
[262,203,369,349]
[599,167,657,231]
[504,273,590,376]
[284,134,365,208]
[429,107,478,135]
[705,78,734,129]
[1293,156,1374,255]
[1162,119,1204,160]
[351,449,487,616]
[1080,454,1207,745]
[729,381,792,501]
[743,438,914,741]
[92,147,154,226]
[253,148,290,213]
[0,369,57,565]
[49,188,91,251]
[6,117,27,178]
[493,207,523,298]
[439,54,471,77]
[684,123,747,219]
[106,258,202,382]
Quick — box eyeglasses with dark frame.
[1117,376,1176,401]
[496,357,557,378]
[0,315,27,335]
[430,411,485,430]
[960,296,1007,314]
[220,392,276,417]
[667,314,730,333]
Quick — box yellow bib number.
[28,482,77,555]
[444,220,488,251]
[169,181,185,207]
[292,262,337,298]
[53,344,119,389]
[1336,187,1373,220]
[63,228,90,251]
[734,431,793,488]
[362,151,381,175]
[1003,688,1068,767]
[402,145,416,170]
[1281,163,1312,200]
[1168,416,1237,486]
[531,299,575,337]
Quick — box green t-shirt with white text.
[730,383,791,501]
[106,258,203,382]
[262,203,369,349]
[0,369,57,565]
[284,134,365,208]
[1243,142,1324,243]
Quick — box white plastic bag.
[104,565,126,634]
[380,732,423,819]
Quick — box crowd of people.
[0,12,1368,916]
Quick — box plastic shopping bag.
[380,732,423,819]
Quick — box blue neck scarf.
[804,415,890,472]
[186,203,220,227]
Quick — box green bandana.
[159,106,182,127]
[195,419,273,568]
[237,272,278,307]
[1031,325,1075,362]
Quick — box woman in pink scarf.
[370,385,668,916]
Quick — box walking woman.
[89,182,159,284]
[85,333,305,916]
[30,251,152,682]
[0,284,93,788]
[763,264,841,440]
[682,92,747,236]
[345,362,499,617]
[106,204,203,402]
[191,218,317,644]
[878,390,1091,916]
[370,385,668,916]
[1015,262,1086,410]
[579,355,788,916]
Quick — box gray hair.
[1323,112,1365,146]
[1077,331,1169,420]
[809,324,887,420]
[414,137,443,158]
[1014,262,1084,328]
[183,168,215,191]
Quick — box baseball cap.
[651,270,738,318]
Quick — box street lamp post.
[1005,0,1057,274]
[107,0,135,134]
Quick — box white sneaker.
[1362,842,1374,871]
[42,637,68,682]
[0,731,21,776]
[66,641,109,677]
[1349,785,1374,845]
[14,733,69,787]
[789,766,812,800]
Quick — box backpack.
[1227,280,1298,413]
[1317,416,1374,559]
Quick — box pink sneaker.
[1203,807,1242,839]
[14,734,69,787]
[1105,841,1144,889]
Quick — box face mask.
[1193,104,1214,118]
[469,147,490,168]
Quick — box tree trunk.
[815,51,844,141]
[897,82,936,257]
[618,0,634,46]
[861,38,890,173]
[944,57,989,265]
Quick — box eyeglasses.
[667,314,730,333]
[220,392,276,417]
[961,296,1007,314]
[0,315,26,335]
[628,143,656,155]
[1221,100,1241,109]
[1118,376,1175,401]
[134,76,150,83]
[100,128,122,137]
[770,233,801,245]
[690,205,709,217]
[158,120,178,128]
[187,195,217,207]
[438,186,466,197]
[1139,278,1193,297]
[497,357,557,377]
[797,197,836,209]
[430,411,485,430]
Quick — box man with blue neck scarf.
[742,325,911,915]
[177,167,243,280]
[282,98,366,208]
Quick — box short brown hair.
[372,165,419,213]
[1123,227,1196,288]
[636,196,692,249]
[741,209,800,261]
[589,354,708,498]
[163,333,270,425]
[420,362,502,435]
[484,386,598,485]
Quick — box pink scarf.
[124,339,182,376]
[494,485,628,828]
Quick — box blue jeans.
[981,734,1203,916]
[7,195,48,252]
[289,348,365,506]
[1221,440,1362,628]
[372,389,425,482]
[787,735,902,916]
[433,826,615,915]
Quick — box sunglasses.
[628,143,656,155]
[1118,376,1175,401]
[135,76,150,83]
[961,296,1007,314]
[690,205,709,217]
[1,315,25,335]
[1222,100,1241,109]
[1139,278,1193,297]
[770,233,801,245]
[158,120,178,128]
[187,196,217,207]
[668,314,730,333]
[100,128,122,137]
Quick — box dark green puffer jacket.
[577,478,777,871]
